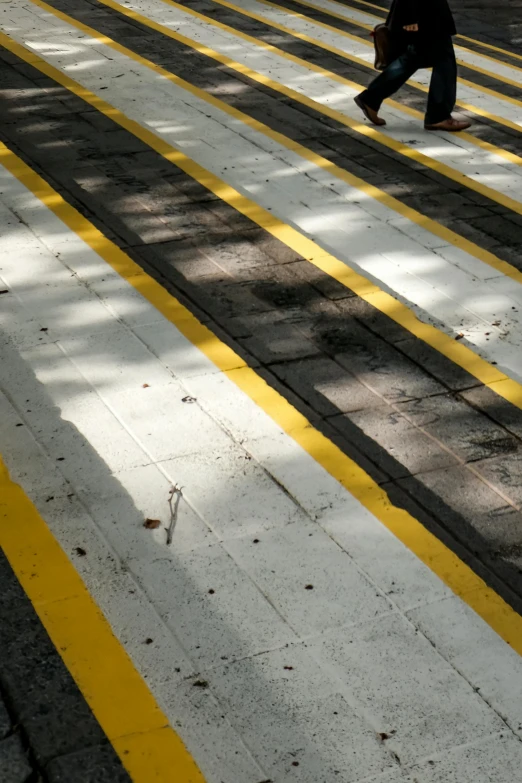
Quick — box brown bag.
[371,24,391,71]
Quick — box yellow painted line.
[2,141,522,660]
[0,460,205,779]
[334,0,384,12]
[285,0,522,91]
[327,0,522,62]
[18,3,522,277]
[456,34,522,64]
[1,33,522,395]
[455,41,522,78]
[191,0,522,136]
[44,0,522,212]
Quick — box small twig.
[166,485,183,545]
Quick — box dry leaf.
[142,383,150,388]
[144,518,161,529]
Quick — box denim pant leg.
[359,46,419,112]
[425,37,457,124]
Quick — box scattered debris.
[145,638,153,645]
[253,538,260,544]
[142,383,150,388]
[166,485,183,545]
[208,589,215,595]
[192,679,208,688]
[74,547,87,557]
[379,732,391,741]
[455,333,464,341]
[305,584,314,590]
[283,666,294,671]
[40,327,48,332]
[144,518,161,529]
[182,395,196,404]
[0,289,9,295]
[492,320,501,326]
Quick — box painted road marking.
[6,4,522,380]
[2,138,522,783]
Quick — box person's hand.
[403,23,419,31]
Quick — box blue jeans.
[359,36,457,125]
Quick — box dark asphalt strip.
[0,550,130,782]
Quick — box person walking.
[354,0,471,131]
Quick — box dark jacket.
[387,0,457,41]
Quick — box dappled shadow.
[3,6,522,772]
